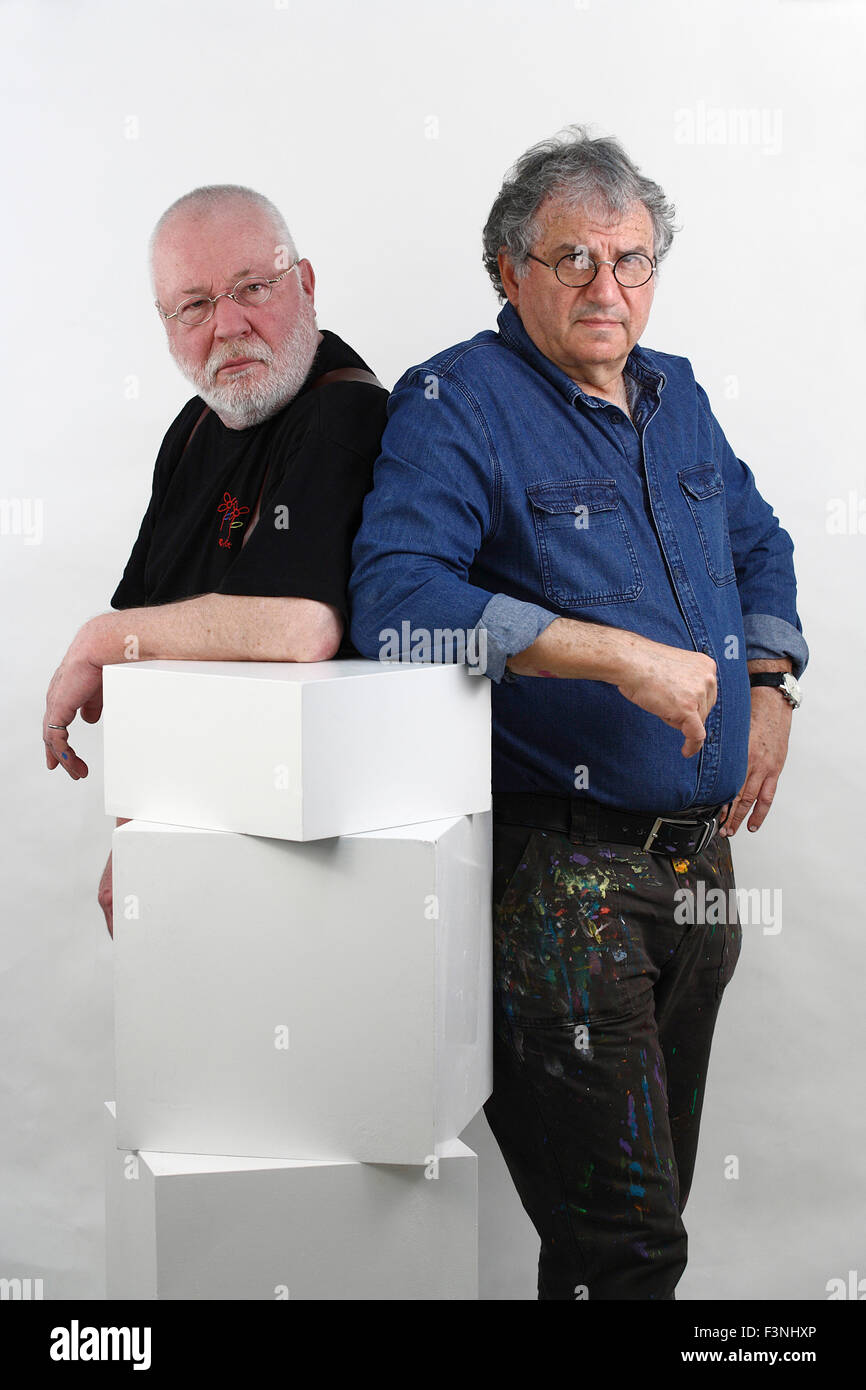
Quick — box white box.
[104,1103,478,1300]
[113,812,492,1163]
[103,658,490,840]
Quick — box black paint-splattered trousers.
[483,815,742,1301]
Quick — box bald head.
[149,185,321,429]
[149,184,297,295]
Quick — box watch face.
[781,673,801,706]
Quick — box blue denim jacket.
[349,301,808,812]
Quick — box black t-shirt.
[110,330,388,651]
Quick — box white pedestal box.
[112,812,492,1163]
[104,1103,478,1300]
[103,658,491,840]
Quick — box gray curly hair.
[482,124,678,300]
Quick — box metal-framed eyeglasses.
[525,248,656,289]
[156,264,298,327]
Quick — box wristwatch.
[748,671,801,709]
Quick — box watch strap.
[749,673,788,688]
[749,671,800,708]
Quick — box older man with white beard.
[42,184,388,934]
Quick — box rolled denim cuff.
[742,613,809,678]
[473,593,559,684]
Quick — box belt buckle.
[642,814,717,856]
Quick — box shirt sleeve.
[348,368,557,682]
[109,482,158,610]
[697,383,809,678]
[476,593,559,683]
[741,613,808,670]
[110,399,203,610]
[216,385,387,620]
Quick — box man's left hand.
[719,687,793,836]
[43,631,104,780]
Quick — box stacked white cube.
[104,1105,479,1301]
[111,811,492,1163]
[103,658,493,1299]
[103,657,491,839]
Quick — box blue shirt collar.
[496,299,664,405]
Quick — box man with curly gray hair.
[350,126,807,1299]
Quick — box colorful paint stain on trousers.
[484,820,741,1301]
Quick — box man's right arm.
[508,618,716,758]
[98,406,196,934]
[349,370,717,757]
[98,818,131,938]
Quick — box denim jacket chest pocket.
[678,465,736,585]
[526,478,643,608]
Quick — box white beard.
[169,294,321,429]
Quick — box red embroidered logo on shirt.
[216,492,250,548]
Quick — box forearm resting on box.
[506,616,640,682]
[507,617,718,758]
[82,593,343,666]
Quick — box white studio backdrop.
[1,0,863,1300]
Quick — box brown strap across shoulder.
[181,404,211,458]
[310,366,384,390]
[241,365,384,546]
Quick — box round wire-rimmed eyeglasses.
[525,249,656,288]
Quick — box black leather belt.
[492,793,726,858]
